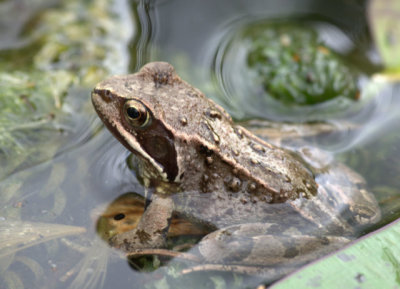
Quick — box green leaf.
[270,218,400,289]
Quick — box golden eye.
[123,100,150,128]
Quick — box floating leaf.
[270,218,400,289]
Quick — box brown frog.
[91,62,380,277]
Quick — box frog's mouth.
[91,89,178,183]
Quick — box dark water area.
[0,0,400,288]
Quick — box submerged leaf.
[0,70,76,179]
[245,22,359,106]
[13,256,45,281]
[1,270,25,289]
[0,221,86,258]
[66,239,110,289]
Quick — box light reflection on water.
[1,0,400,288]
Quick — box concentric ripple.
[210,19,372,122]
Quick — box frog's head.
[91,62,180,183]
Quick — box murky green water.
[0,0,399,288]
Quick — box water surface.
[1,0,400,288]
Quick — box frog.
[91,62,381,278]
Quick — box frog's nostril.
[93,89,114,103]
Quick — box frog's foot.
[197,223,352,268]
[109,196,174,252]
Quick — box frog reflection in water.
[91,62,380,276]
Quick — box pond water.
[1,0,400,288]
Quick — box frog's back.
[131,62,319,203]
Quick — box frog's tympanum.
[92,62,380,277]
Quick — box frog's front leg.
[109,195,174,252]
[197,223,351,268]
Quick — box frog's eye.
[113,213,125,220]
[123,100,151,128]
